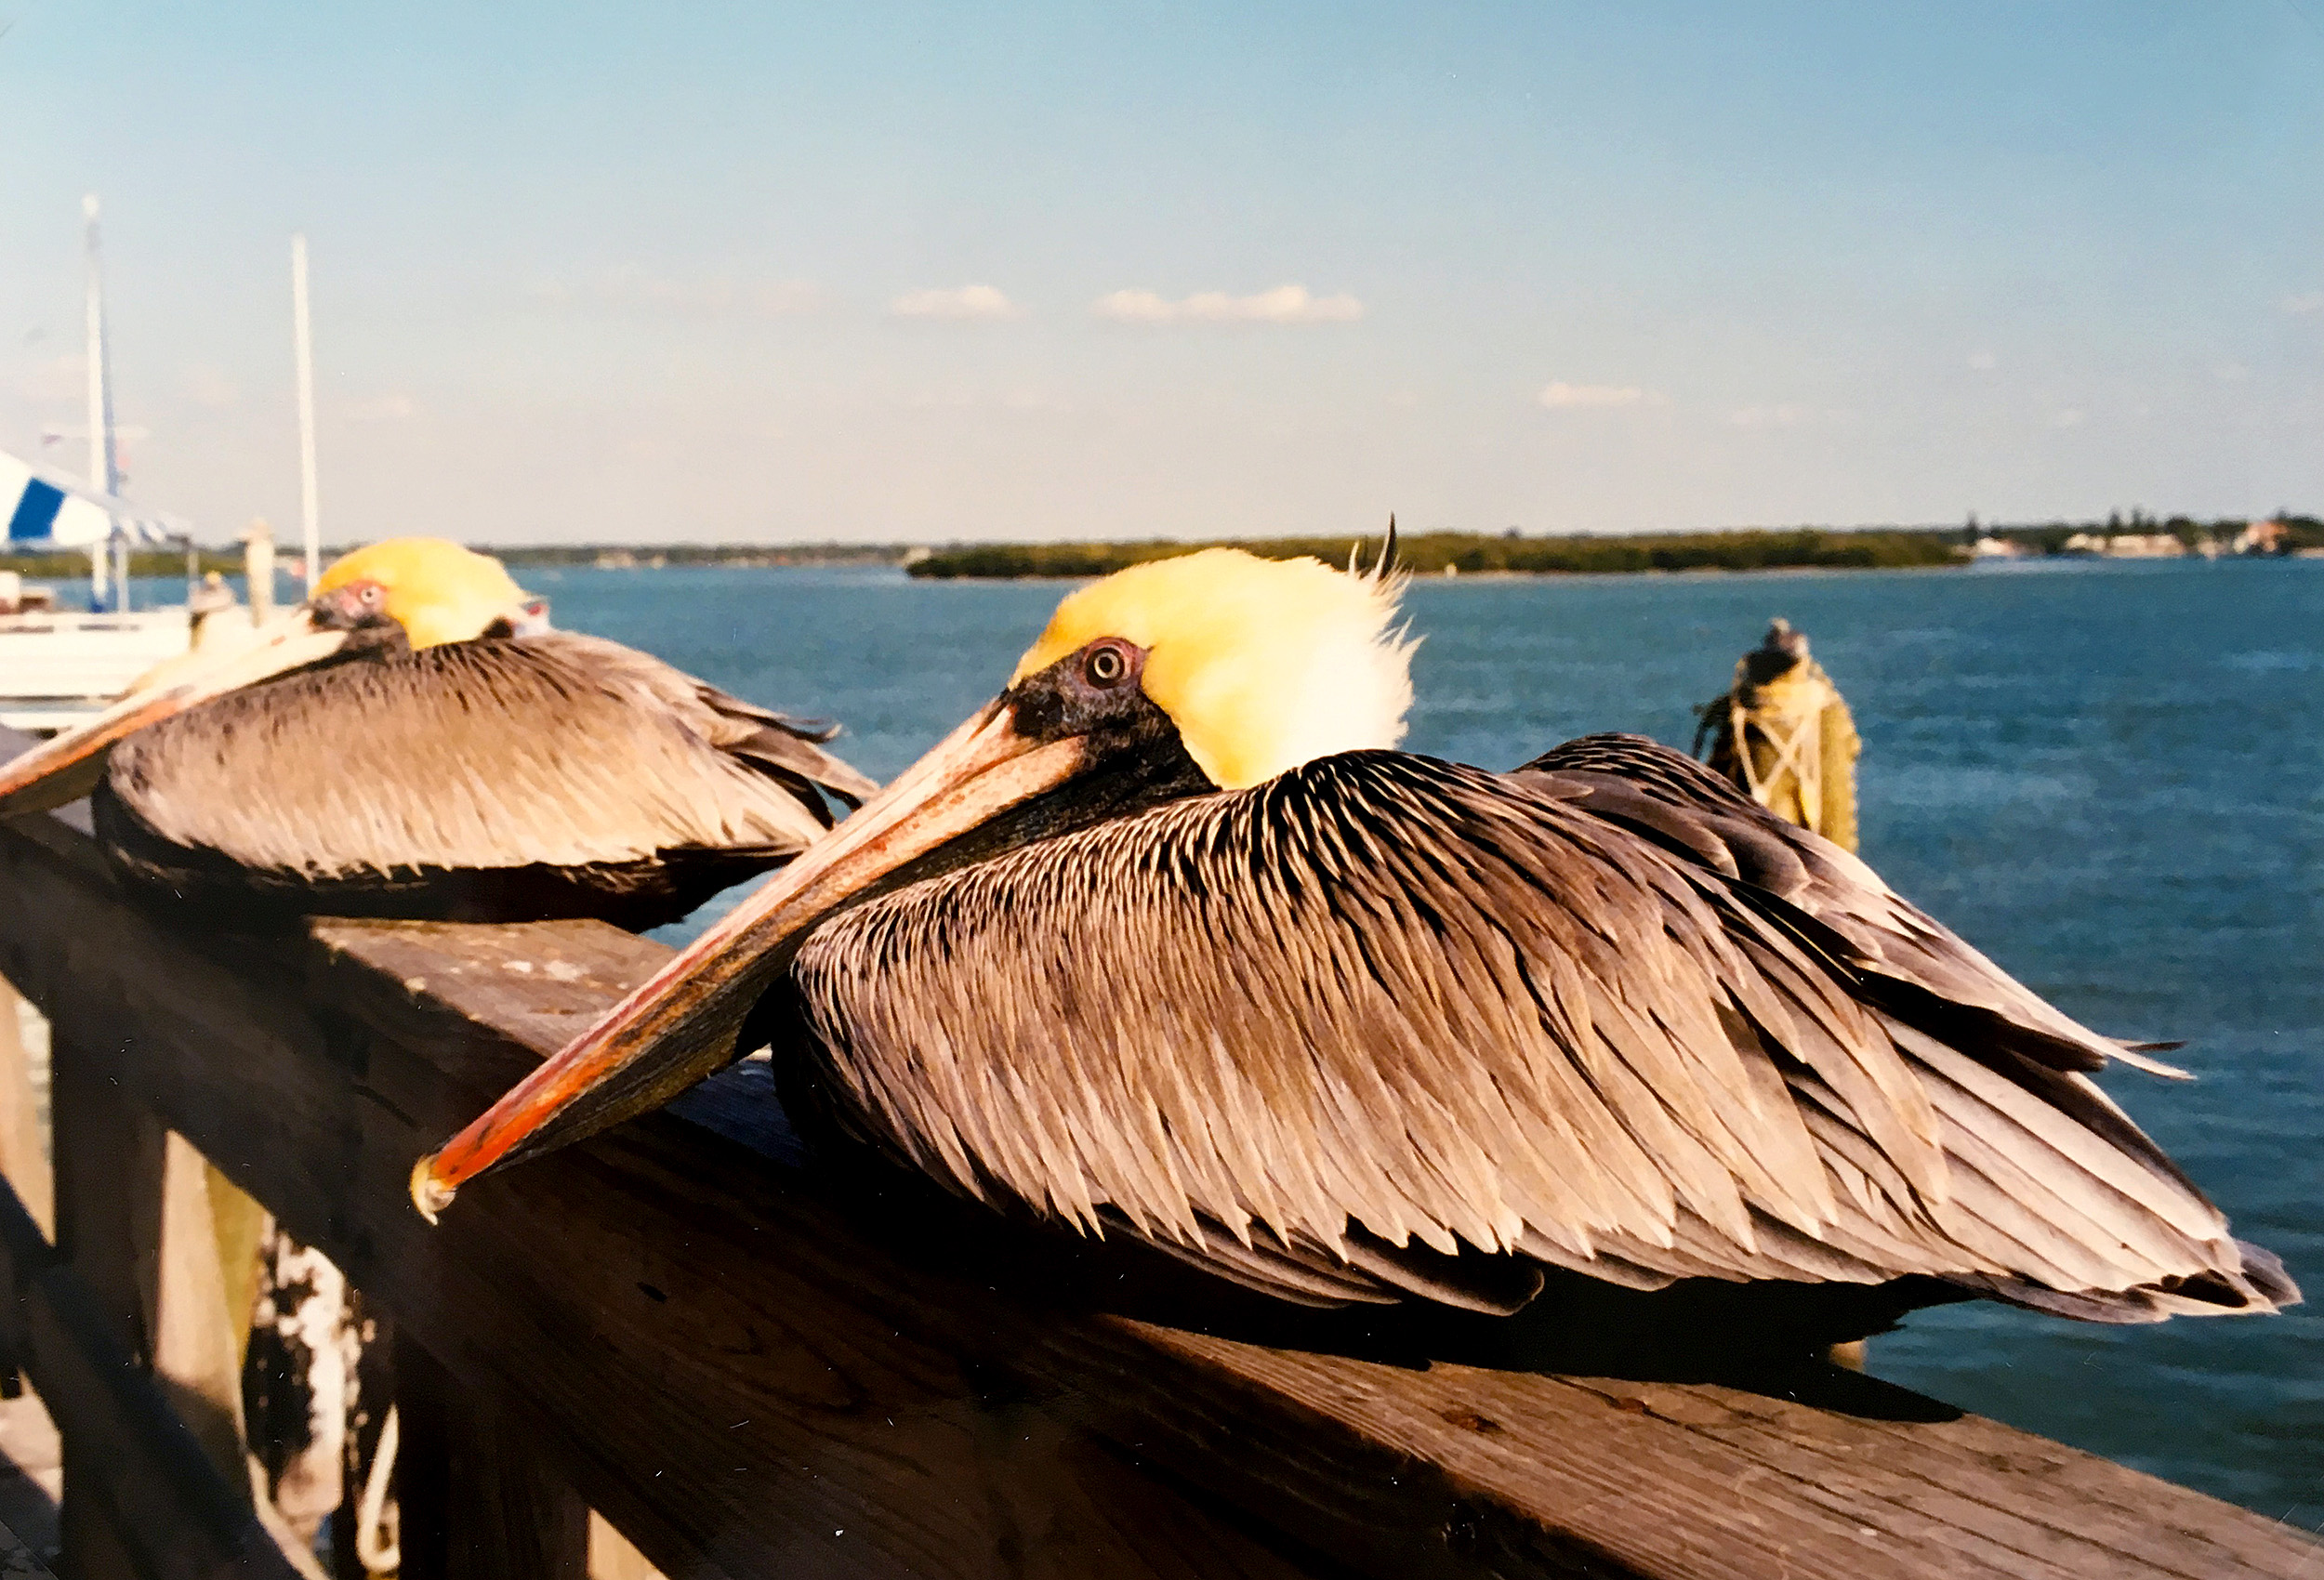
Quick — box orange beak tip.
[409,1154,455,1225]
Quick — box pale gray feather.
[108,631,873,879]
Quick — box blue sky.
[3,3,2319,544]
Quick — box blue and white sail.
[1,448,188,550]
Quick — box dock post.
[50,1036,264,1576]
[243,519,277,628]
[49,1034,162,1580]
[149,1133,252,1488]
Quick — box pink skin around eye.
[318,580,386,624]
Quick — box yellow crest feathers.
[315,538,530,649]
[1012,547,1414,789]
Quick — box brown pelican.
[412,542,2295,1324]
[0,537,877,929]
[0,537,877,1552]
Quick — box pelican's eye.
[358,584,385,608]
[1083,641,1132,688]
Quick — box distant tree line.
[914,513,2324,579]
[0,548,242,579]
[908,528,1966,580]
[480,542,915,568]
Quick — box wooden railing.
[0,758,2315,1578]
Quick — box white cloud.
[348,394,418,423]
[1538,381,1646,409]
[530,269,819,318]
[1966,349,1997,371]
[889,284,1023,321]
[2282,292,2324,316]
[1091,284,1364,325]
[2213,362,2251,383]
[2052,406,2087,428]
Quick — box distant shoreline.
[900,517,2322,580]
[6,514,2315,584]
[908,529,1954,580]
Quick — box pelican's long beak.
[0,611,354,821]
[409,696,1089,1220]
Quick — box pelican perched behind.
[0,538,877,929]
[415,540,2296,1325]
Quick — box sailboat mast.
[82,195,120,610]
[291,233,321,593]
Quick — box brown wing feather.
[791,749,2288,1320]
[108,631,871,878]
[1512,734,2185,1077]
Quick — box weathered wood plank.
[151,1131,251,1492]
[0,1158,299,1579]
[0,800,2313,1580]
[50,1030,165,1580]
[395,1335,588,1580]
[0,815,1326,1580]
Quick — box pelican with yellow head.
[413,533,2295,1329]
[0,537,876,928]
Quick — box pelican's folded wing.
[788,750,2292,1320]
[107,633,850,877]
[531,633,880,810]
[1510,733,2185,1077]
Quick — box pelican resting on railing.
[0,537,877,929]
[414,537,2296,1326]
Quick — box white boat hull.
[0,607,190,735]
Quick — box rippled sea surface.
[402,557,2324,1522]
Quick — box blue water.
[86,557,2324,1522]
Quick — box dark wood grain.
[50,1028,165,1580]
[0,797,2313,1580]
[395,1335,588,1580]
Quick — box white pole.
[291,233,322,593]
[83,195,119,611]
